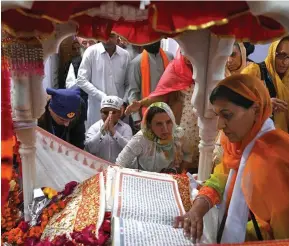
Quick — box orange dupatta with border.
[219,74,289,239]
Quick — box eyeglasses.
[276,52,289,60]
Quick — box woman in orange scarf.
[175,74,289,243]
[242,37,289,132]
[125,49,199,171]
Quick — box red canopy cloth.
[1,1,287,44]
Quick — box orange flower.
[50,204,58,212]
[42,214,49,221]
[16,237,24,244]
[47,209,54,217]
[6,222,15,230]
[41,221,48,231]
[7,235,14,243]
[58,200,66,209]
[28,226,42,238]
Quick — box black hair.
[146,106,166,125]
[143,41,161,54]
[210,85,254,109]
[243,42,255,57]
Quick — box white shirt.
[116,130,182,173]
[85,119,132,163]
[66,63,77,89]
[43,54,59,89]
[77,43,130,128]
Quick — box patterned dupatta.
[141,102,184,165]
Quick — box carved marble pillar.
[12,68,46,221]
[6,34,46,220]
[175,30,234,181]
[14,123,37,221]
[7,21,77,221]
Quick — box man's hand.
[108,112,116,136]
[103,115,110,133]
[271,98,288,113]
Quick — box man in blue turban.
[38,88,86,149]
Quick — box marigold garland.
[172,173,192,212]
[1,170,22,232]
[1,185,73,245]
[2,196,111,246]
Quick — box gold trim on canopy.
[1,2,287,45]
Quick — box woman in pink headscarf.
[126,49,199,171]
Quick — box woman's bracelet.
[193,195,212,210]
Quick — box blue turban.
[46,88,81,120]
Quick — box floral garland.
[172,173,192,212]
[1,182,77,245]
[1,181,111,246]
[1,170,22,232]
[1,136,24,233]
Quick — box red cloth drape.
[1,57,14,210]
[149,49,194,98]
[1,1,286,44]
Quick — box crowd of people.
[40,35,289,172]
[38,34,289,242]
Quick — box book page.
[113,217,192,246]
[112,169,185,225]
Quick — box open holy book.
[110,168,193,246]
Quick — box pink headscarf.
[149,49,194,98]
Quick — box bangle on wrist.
[193,195,212,210]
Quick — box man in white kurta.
[85,96,132,163]
[76,34,130,128]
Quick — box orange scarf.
[219,75,272,170]
[218,74,289,238]
[219,74,272,206]
[140,48,170,114]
